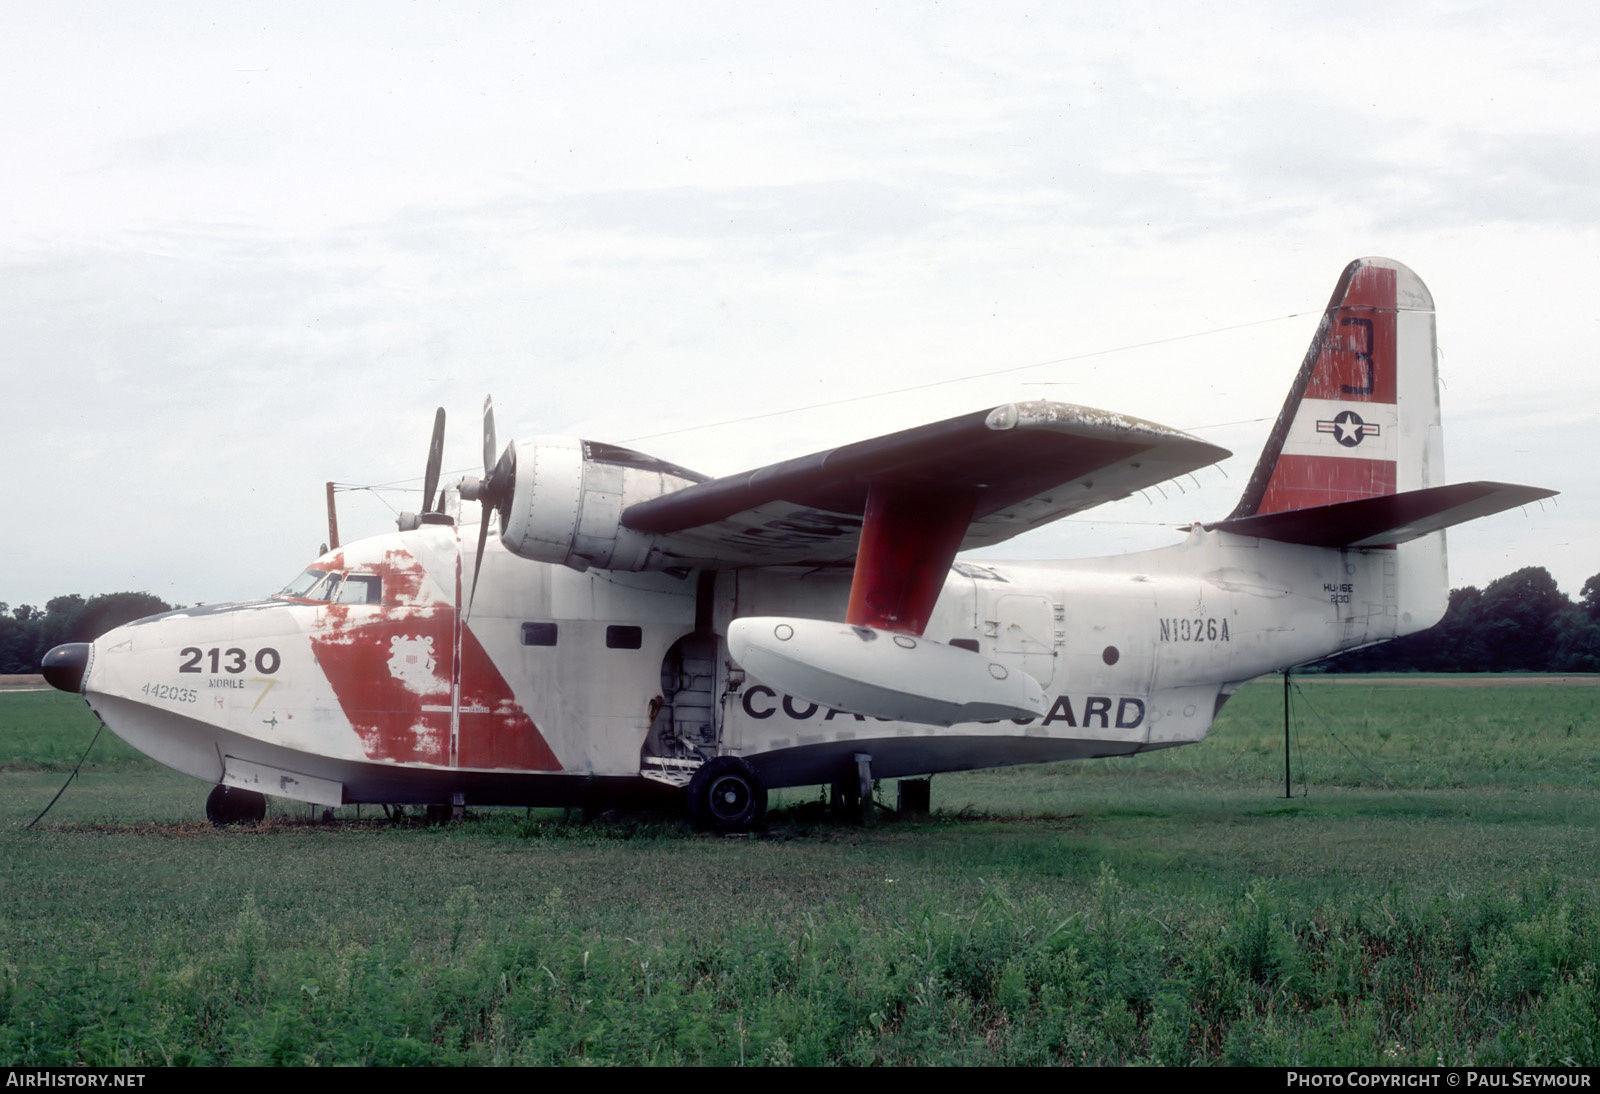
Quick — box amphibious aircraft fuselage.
[43,258,1555,829]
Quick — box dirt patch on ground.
[1306,674,1600,687]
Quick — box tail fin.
[1220,259,1556,640]
[1229,258,1442,519]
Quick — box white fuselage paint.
[75,521,1430,805]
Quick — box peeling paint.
[307,541,561,771]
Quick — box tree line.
[0,593,174,674]
[2,567,1597,675]
[1315,566,1600,673]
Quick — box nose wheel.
[205,785,267,827]
[688,756,767,832]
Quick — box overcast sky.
[3,1,1594,611]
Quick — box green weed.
[5,679,1600,1063]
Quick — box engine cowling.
[497,437,704,571]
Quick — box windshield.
[275,569,382,604]
[277,569,327,599]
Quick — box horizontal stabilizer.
[1207,481,1556,548]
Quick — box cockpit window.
[305,572,343,601]
[335,575,382,605]
[275,569,381,604]
[278,569,327,599]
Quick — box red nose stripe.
[309,545,562,771]
[457,623,562,771]
[311,610,454,765]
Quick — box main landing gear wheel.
[688,756,767,833]
[205,785,267,827]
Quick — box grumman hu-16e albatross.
[44,259,1554,830]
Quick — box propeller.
[482,396,498,501]
[461,395,516,619]
[422,406,445,514]
[397,407,448,531]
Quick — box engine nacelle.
[497,437,704,571]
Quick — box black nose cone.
[42,643,90,694]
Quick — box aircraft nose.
[41,643,90,694]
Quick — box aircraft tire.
[688,756,767,833]
[205,785,267,827]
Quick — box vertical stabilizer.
[1229,258,1442,519]
[1230,258,1448,635]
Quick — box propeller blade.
[422,407,445,513]
[467,394,505,622]
[465,498,492,622]
[482,396,497,479]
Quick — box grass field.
[4,678,1600,1065]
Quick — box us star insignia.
[1316,409,1379,448]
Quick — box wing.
[623,401,1226,633]
[625,401,1227,566]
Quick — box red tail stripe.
[1303,263,1397,405]
[1257,455,1397,515]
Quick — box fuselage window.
[949,638,980,653]
[521,622,559,646]
[335,575,382,605]
[605,625,643,650]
